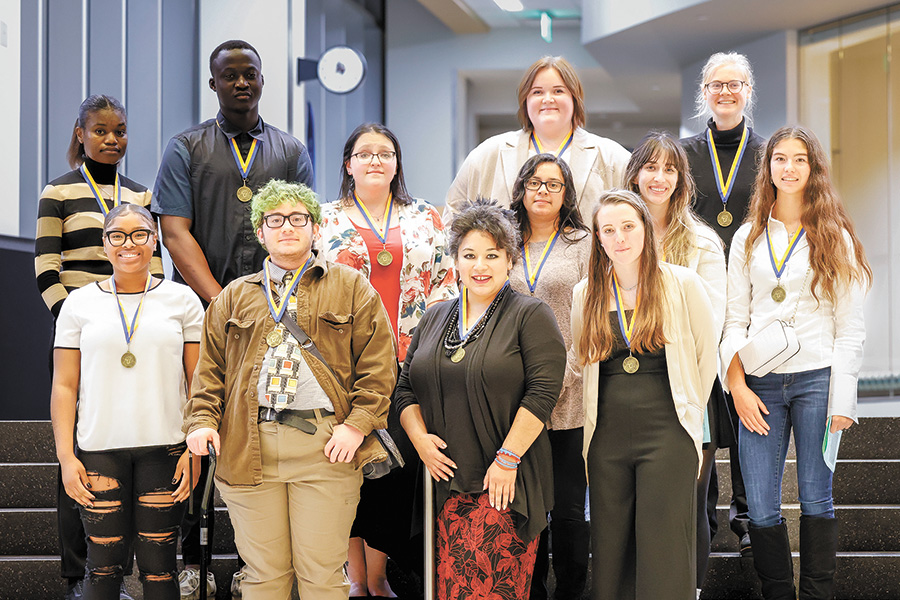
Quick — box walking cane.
[199,441,217,600]
[424,473,434,600]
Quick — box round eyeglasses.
[704,80,746,94]
[524,178,565,193]
[105,229,153,246]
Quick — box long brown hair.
[578,190,668,365]
[744,126,872,304]
[624,131,721,267]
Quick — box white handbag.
[738,319,800,377]
[738,266,811,378]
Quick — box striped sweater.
[35,169,164,318]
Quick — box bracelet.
[496,447,521,463]
[494,455,518,470]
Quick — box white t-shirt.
[55,279,204,451]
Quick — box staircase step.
[0,555,239,600]
[0,421,56,463]
[713,458,900,505]
[0,507,238,555]
[702,553,900,599]
[710,505,900,553]
[0,463,57,508]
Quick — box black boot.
[799,516,838,600]
[749,520,796,599]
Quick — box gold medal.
[716,210,733,227]
[266,329,284,347]
[771,284,787,303]
[623,355,639,374]
[376,249,393,266]
[450,347,465,363]
[237,185,253,202]
[121,351,136,368]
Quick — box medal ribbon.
[766,225,805,279]
[612,272,639,350]
[706,126,749,207]
[530,130,574,157]
[521,230,559,293]
[263,255,314,324]
[217,119,260,180]
[459,281,509,339]
[110,273,153,347]
[353,192,394,244]
[80,164,120,216]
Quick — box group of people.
[36,36,870,600]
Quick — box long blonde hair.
[744,126,872,304]
[578,190,668,365]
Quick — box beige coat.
[571,263,718,477]
[445,128,631,221]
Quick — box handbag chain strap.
[786,266,812,326]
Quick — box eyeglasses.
[105,229,153,246]
[524,178,565,193]
[704,80,746,94]
[262,212,312,228]
[351,151,397,163]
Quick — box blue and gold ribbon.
[766,225,805,280]
[521,230,559,294]
[459,281,509,339]
[110,273,153,347]
[80,164,120,216]
[263,255,313,324]
[353,192,393,244]
[612,272,639,350]
[530,130,574,157]
[706,126,749,208]
[217,119,261,181]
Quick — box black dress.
[587,313,698,600]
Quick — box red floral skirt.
[436,492,539,600]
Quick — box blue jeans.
[738,367,834,528]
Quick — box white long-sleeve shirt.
[720,217,867,421]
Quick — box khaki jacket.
[184,251,397,486]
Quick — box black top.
[152,111,314,288]
[681,118,765,255]
[394,290,566,542]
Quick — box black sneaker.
[739,532,753,558]
[64,579,84,600]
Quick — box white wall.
[198,0,303,139]
[386,0,612,206]
[582,0,706,42]
[679,30,797,139]
[0,0,19,237]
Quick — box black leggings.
[78,443,187,600]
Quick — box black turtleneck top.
[681,118,765,256]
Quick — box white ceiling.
[463,0,582,28]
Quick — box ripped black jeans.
[78,443,187,600]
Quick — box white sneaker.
[178,568,216,600]
[231,569,247,598]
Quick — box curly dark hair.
[447,198,521,265]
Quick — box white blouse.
[720,217,867,421]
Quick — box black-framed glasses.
[262,212,312,228]
[524,178,565,193]
[105,229,153,246]
[351,151,396,163]
[704,80,746,94]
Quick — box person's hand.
[324,423,364,463]
[59,455,94,508]
[732,384,770,435]
[186,428,219,456]
[171,450,201,503]
[830,416,854,434]
[410,433,456,481]
[483,460,516,511]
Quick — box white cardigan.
[571,263,719,476]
